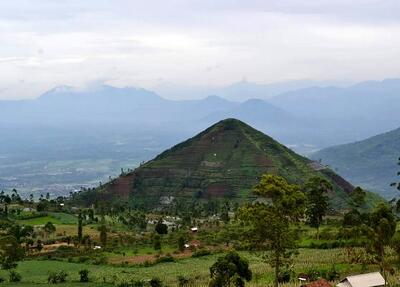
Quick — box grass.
[17,216,63,226]
[0,248,392,286]
[17,213,77,226]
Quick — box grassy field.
[0,248,392,287]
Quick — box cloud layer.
[0,0,399,99]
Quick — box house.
[302,279,332,287]
[298,273,310,282]
[336,272,385,287]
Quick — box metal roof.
[336,272,385,287]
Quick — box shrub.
[277,268,292,283]
[327,265,340,281]
[77,256,90,263]
[79,269,89,282]
[47,270,68,283]
[0,276,4,283]
[150,278,162,287]
[191,249,211,258]
[155,255,175,264]
[9,271,21,282]
[92,256,108,265]
[177,275,191,287]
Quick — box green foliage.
[7,224,33,243]
[239,174,305,287]
[8,270,21,282]
[150,277,163,287]
[366,203,396,282]
[155,219,168,235]
[44,221,56,235]
[304,177,331,238]
[99,216,107,248]
[192,249,211,258]
[78,213,83,243]
[153,234,161,250]
[178,236,185,252]
[209,251,252,287]
[0,235,24,269]
[79,269,90,282]
[155,255,175,264]
[47,270,68,283]
[350,187,366,208]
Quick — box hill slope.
[312,127,400,198]
[84,119,355,209]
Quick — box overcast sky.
[0,0,399,99]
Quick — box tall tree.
[43,222,56,237]
[99,216,107,248]
[367,203,396,285]
[238,175,305,287]
[350,186,366,208]
[304,177,331,239]
[77,213,83,244]
[0,235,24,269]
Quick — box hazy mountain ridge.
[1,79,400,197]
[312,127,400,198]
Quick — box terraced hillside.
[82,119,355,209]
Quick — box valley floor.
[0,249,397,286]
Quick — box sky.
[0,0,399,100]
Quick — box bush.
[79,269,89,282]
[77,256,90,263]
[191,249,211,258]
[150,278,162,287]
[47,270,68,283]
[92,256,108,265]
[177,275,191,287]
[155,255,175,264]
[327,265,340,281]
[0,276,4,283]
[277,268,292,283]
[9,271,21,282]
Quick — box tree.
[350,186,366,208]
[8,225,33,243]
[209,251,252,287]
[44,222,56,236]
[153,234,161,250]
[99,216,107,248]
[155,219,168,235]
[367,203,396,284]
[79,269,90,282]
[77,213,83,243]
[0,235,24,269]
[238,175,305,287]
[304,177,331,239]
[178,236,185,252]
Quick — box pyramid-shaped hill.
[94,119,354,209]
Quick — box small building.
[298,273,310,282]
[190,227,198,233]
[336,272,385,287]
[302,279,332,287]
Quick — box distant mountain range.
[269,79,400,145]
[312,127,400,198]
[1,79,400,197]
[75,119,356,210]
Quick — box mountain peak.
[85,120,354,210]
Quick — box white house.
[336,272,385,287]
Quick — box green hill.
[312,127,400,198]
[80,119,357,209]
